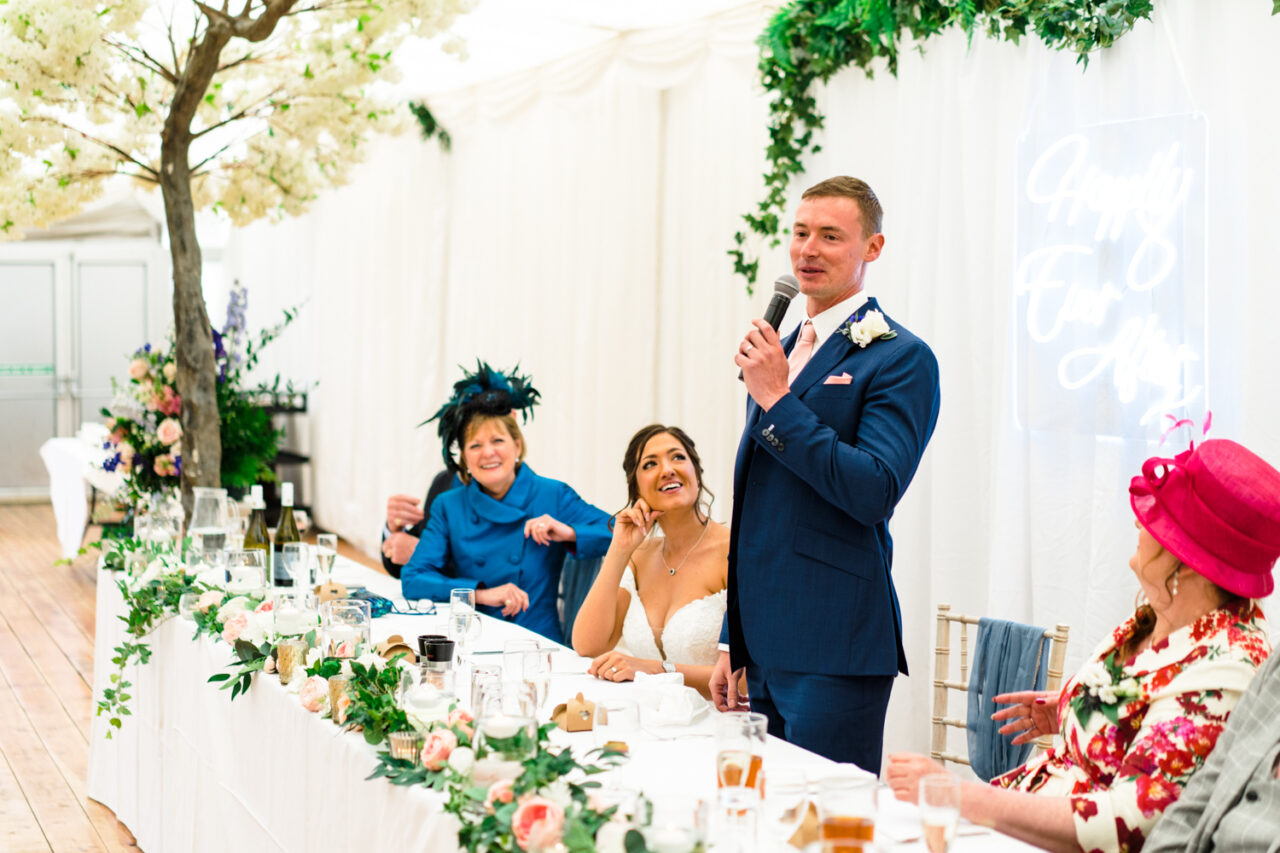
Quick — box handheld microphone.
[739,273,800,380]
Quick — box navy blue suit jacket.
[724,298,940,677]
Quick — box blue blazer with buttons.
[723,297,940,677]
[401,463,612,644]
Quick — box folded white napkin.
[632,672,709,727]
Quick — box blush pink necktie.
[787,320,817,386]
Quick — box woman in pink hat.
[886,439,1280,853]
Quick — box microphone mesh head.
[773,274,799,298]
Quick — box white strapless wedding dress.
[616,565,726,666]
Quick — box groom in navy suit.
[711,176,940,773]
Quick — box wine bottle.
[273,482,301,588]
[242,485,271,584]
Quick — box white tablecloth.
[40,426,124,559]
[86,559,1036,852]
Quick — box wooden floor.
[0,503,380,853]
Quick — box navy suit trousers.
[746,664,894,774]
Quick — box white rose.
[304,646,324,670]
[543,778,574,812]
[1097,684,1118,705]
[1079,661,1109,690]
[861,309,891,338]
[355,651,385,672]
[850,321,875,347]
[239,611,272,646]
[595,821,629,853]
[217,596,252,622]
[447,745,475,776]
[137,559,164,586]
[163,362,177,382]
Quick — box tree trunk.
[161,133,220,518]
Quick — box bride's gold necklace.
[659,521,710,576]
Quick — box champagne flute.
[316,533,338,584]
[918,775,961,853]
[449,588,481,665]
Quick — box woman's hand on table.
[610,499,662,555]
[992,689,1061,744]
[885,753,951,804]
[381,531,419,564]
[588,650,661,682]
[524,514,576,546]
[476,583,529,617]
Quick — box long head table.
[87,557,1036,852]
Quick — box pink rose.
[156,417,182,446]
[128,358,149,381]
[420,728,458,771]
[117,442,134,467]
[512,795,565,852]
[254,599,274,614]
[264,656,277,674]
[160,386,182,415]
[163,362,176,382]
[299,675,328,712]
[334,692,351,725]
[221,612,249,643]
[447,708,475,738]
[153,454,177,477]
[485,778,516,810]
[196,590,223,612]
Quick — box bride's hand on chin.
[611,499,662,555]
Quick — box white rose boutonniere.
[840,309,897,349]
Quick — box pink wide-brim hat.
[1130,439,1280,598]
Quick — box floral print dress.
[992,600,1270,853]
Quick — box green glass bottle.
[242,484,271,584]
[273,482,301,588]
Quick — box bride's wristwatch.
[662,661,676,673]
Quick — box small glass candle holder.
[272,590,319,637]
[387,730,425,766]
[178,592,201,621]
[276,638,307,684]
[329,674,351,726]
[225,549,267,595]
[476,681,538,761]
[321,598,371,658]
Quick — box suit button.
[508,554,519,563]
[476,558,486,567]
[1245,790,1259,802]
[778,442,786,451]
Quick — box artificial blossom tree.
[0,0,470,510]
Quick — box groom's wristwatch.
[662,661,676,673]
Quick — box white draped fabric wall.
[227,0,1280,760]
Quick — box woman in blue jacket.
[400,364,610,643]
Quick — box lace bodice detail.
[616,565,726,667]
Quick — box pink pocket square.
[824,372,852,385]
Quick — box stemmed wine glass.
[449,588,482,666]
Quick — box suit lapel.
[789,297,883,397]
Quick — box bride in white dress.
[571,425,729,698]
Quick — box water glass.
[712,786,760,853]
[470,664,503,713]
[817,774,878,853]
[918,775,962,853]
[762,767,809,847]
[281,542,314,588]
[225,549,267,595]
[716,712,767,794]
[315,533,338,583]
[178,592,201,621]
[638,795,707,853]
[320,598,371,658]
[449,588,481,660]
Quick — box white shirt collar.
[802,290,871,350]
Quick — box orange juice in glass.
[715,712,767,796]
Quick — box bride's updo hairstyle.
[620,424,715,522]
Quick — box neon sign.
[1014,116,1206,436]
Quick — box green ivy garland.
[727,0,1189,290]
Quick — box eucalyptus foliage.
[726,0,1248,289]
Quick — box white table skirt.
[87,558,1037,852]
